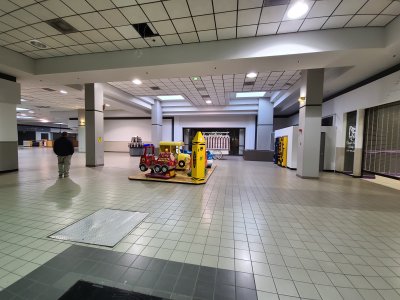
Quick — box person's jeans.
[58,155,72,176]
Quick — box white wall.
[274,114,299,130]
[174,115,256,150]
[322,70,400,148]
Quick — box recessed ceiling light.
[54,122,65,125]
[60,90,68,94]
[205,100,212,104]
[132,79,142,85]
[16,107,29,111]
[236,92,266,98]
[40,119,50,123]
[28,110,35,114]
[28,39,48,49]
[287,1,309,19]
[157,95,185,101]
[105,104,110,107]
[192,76,200,81]
[21,99,28,102]
[246,72,257,78]
[17,116,34,119]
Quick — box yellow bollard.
[191,131,206,181]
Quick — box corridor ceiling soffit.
[109,71,301,106]
[0,0,397,60]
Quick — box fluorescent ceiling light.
[236,92,266,98]
[54,122,65,125]
[157,95,185,101]
[40,119,49,123]
[205,100,212,104]
[246,72,257,78]
[287,1,309,19]
[132,79,142,85]
[28,110,35,114]
[60,90,68,94]
[16,107,29,111]
[21,99,28,102]
[105,104,110,107]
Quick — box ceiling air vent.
[201,95,210,99]
[42,88,56,91]
[196,87,207,91]
[150,86,161,90]
[28,39,48,49]
[244,82,255,86]
[46,18,78,34]
[132,23,158,38]
[263,0,290,7]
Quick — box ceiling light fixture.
[40,119,50,123]
[105,104,110,107]
[205,100,212,104]
[28,110,35,114]
[16,107,29,111]
[287,1,309,19]
[28,39,48,49]
[132,79,142,85]
[21,99,28,102]
[246,72,257,78]
[60,90,68,94]
[54,122,65,125]
[192,76,200,81]
[17,116,34,119]
[236,92,266,98]
[157,95,185,101]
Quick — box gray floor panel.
[49,209,148,247]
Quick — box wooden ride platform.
[128,165,216,185]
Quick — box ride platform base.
[129,165,216,185]
[145,170,175,179]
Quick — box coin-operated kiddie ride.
[159,141,190,170]
[139,144,177,179]
[190,131,207,182]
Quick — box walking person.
[53,132,74,178]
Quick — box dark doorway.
[41,133,49,140]
[319,132,326,171]
[17,131,36,145]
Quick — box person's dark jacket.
[53,137,74,156]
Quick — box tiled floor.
[1,148,400,299]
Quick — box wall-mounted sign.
[344,111,357,173]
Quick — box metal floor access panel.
[49,209,148,247]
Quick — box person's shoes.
[59,174,63,178]
[64,173,69,178]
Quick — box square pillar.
[78,109,86,153]
[152,99,162,152]
[85,83,104,167]
[256,98,274,150]
[297,69,324,179]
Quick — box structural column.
[0,78,20,172]
[353,109,365,177]
[85,83,104,167]
[256,98,274,150]
[151,99,162,152]
[297,69,324,179]
[78,109,86,153]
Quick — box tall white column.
[0,78,20,172]
[85,83,104,167]
[353,109,365,177]
[256,98,274,150]
[78,109,86,153]
[152,99,162,151]
[297,69,324,179]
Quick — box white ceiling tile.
[217,27,236,39]
[0,21,12,33]
[25,3,58,21]
[213,0,237,13]
[83,30,108,42]
[63,15,93,31]
[257,22,279,35]
[215,12,237,28]
[141,2,169,21]
[179,32,199,43]
[144,36,165,46]
[98,41,119,51]
[172,18,196,33]
[82,43,105,53]
[358,0,392,14]
[39,36,64,48]
[81,12,111,29]
[187,0,213,16]
[239,0,262,9]
[260,5,287,23]
[112,0,137,7]
[198,30,217,42]
[137,0,159,3]
[0,14,26,28]
[0,33,19,43]
[299,17,327,31]
[128,38,148,48]
[18,26,46,38]
[307,0,341,18]
[345,14,376,27]
[162,34,181,45]
[14,41,37,51]
[323,15,352,29]
[193,15,216,31]
[10,9,40,24]
[238,8,262,26]
[62,0,95,14]
[32,22,60,35]
[87,0,115,10]
[67,32,93,44]
[113,39,133,50]
[382,1,400,15]
[237,25,257,38]
[100,9,130,27]
[99,28,124,41]
[7,29,31,41]
[6,44,26,53]
[367,15,395,27]
[1,0,19,12]
[42,0,75,17]
[120,6,148,24]
[152,20,176,35]
[164,0,191,18]
[52,34,77,46]
[116,25,141,39]
[333,0,368,15]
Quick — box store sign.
[344,111,357,173]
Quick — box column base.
[296,174,319,179]
[86,164,104,167]
[0,168,18,173]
